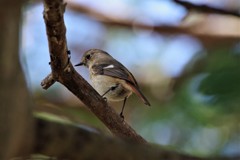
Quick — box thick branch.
[42,0,146,143]
[33,118,240,160]
[34,118,151,159]
[0,1,33,159]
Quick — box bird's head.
[75,49,111,68]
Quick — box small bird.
[75,49,150,118]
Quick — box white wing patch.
[103,64,114,69]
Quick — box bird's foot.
[120,112,124,121]
[103,97,108,102]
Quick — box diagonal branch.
[66,1,240,44]
[41,0,146,143]
[173,0,240,17]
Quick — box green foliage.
[132,46,240,156]
[199,67,240,109]
[199,50,240,113]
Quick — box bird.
[75,49,150,118]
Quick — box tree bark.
[0,2,33,159]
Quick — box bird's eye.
[86,54,91,60]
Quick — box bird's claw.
[120,112,124,121]
[103,97,107,101]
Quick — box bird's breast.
[90,75,132,101]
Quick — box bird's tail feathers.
[128,84,151,106]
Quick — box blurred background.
[21,0,240,157]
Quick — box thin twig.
[41,73,55,89]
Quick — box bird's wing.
[91,61,151,106]
[91,61,138,87]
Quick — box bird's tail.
[128,83,151,106]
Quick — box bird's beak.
[74,62,84,66]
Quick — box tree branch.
[33,118,153,160]
[33,118,240,160]
[173,0,240,18]
[41,73,55,89]
[66,1,193,34]
[66,1,240,44]
[41,0,146,143]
